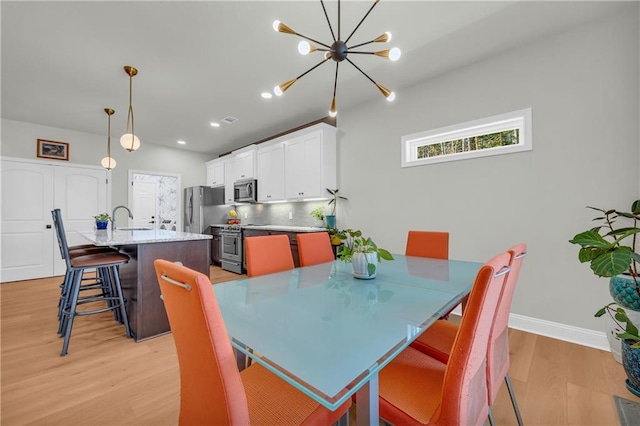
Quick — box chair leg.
[488,406,496,426]
[505,374,524,426]
[61,269,83,356]
[110,265,132,338]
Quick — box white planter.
[352,252,378,279]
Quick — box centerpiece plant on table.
[336,229,393,279]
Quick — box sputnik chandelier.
[273,0,401,117]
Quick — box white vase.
[352,252,378,279]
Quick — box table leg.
[235,349,247,371]
[356,373,379,426]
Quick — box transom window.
[401,108,532,167]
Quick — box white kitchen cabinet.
[233,145,257,180]
[205,159,225,187]
[257,142,284,202]
[224,157,235,204]
[283,125,336,200]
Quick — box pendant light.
[120,65,141,152]
[273,0,401,117]
[101,108,117,170]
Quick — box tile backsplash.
[207,201,330,227]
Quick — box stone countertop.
[210,224,326,233]
[77,229,212,246]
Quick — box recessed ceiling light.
[177,140,186,145]
[210,122,221,128]
[261,92,273,99]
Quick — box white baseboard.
[449,306,610,352]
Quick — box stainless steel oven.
[221,225,243,274]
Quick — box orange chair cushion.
[245,235,295,277]
[297,232,334,267]
[405,231,449,259]
[410,319,458,363]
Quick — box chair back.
[51,209,72,269]
[154,259,250,426]
[296,232,334,267]
[438,251,511,425]
[405,230,449,259]
[486,243,526,404]
[245,234,294,277]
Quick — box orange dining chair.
[245,234,295,277]
[405,230,449,260]
[297,232,335,267]
[375,250,511,425]
[410,243,527,426]
[154,259,351,426]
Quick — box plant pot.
[95,220,108,230]
[313,219,325,228]
[609,275,640,311]
[325,215,336,229]
[621,339,640,397]
[352,252,377,279]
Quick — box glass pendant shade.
[101,157,117,169]
[120,133,141,152]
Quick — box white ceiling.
[1,1,626,156]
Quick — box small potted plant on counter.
[310,205,325,227]
[325,188,347,229]
[336,229,394,279]
[93,213,110,230]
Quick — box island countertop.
[77,229,212,246]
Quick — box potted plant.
[310,205,325,227]
[569,199,640,310]
[93,213,110,230]
[336,229,394,279]
[325,188,347,229]
[596,304,640,396]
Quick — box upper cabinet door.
[284,133,322,199]
[224,158,235,204]
[206,161,225,187]
[234,148,256,180]
[257,143,284,202]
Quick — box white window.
[401,108,532,168]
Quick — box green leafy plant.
[93,213,110,221]
[596,303,640,348]
[569,199,640,298]
[310,205,325,221]
[326,188,347,216]
[336,229,394,276]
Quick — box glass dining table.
[213,254,482,426]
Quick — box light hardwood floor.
[1,267,637,425]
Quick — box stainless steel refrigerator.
[183,186,224,233]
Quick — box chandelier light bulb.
[298,41,311,55]
[386,92,396,102]
[274,85,283,96]
[272,20,281,32]
[389,47,401,61]
[120,133,141,152]
[329,109,337,118]
[385,32,392,42]
[329,96,337,117]
[101,157,116,170]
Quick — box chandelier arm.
[332,62,339,98]
[346,51,376,55]
[320,0,336,42]
[345,57,377,86]
[344,0,381,45]
[295,32,332,49]
[348,40,377,50]
[296,57,331,80]
[338,0,341,41]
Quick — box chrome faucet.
[111,205,133,231]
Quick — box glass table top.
[213,255,481,409]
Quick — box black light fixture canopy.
[273,0,401,117]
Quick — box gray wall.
[1,118,211,209]
[337,7,639,332]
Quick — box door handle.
[46,224,52,229]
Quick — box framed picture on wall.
[37,139,69,161]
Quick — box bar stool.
[52,209,132,356]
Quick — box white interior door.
[52,166,108,276]
[131,180,158,228]
[1,161,54,282]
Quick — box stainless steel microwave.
[234,178,257,203]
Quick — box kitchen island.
[78,229,212,341]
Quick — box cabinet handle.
[46,224,52,229]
